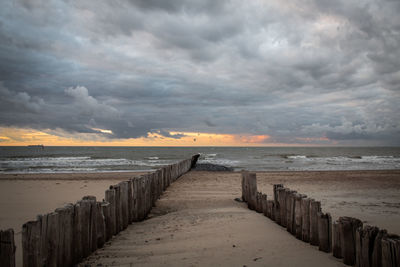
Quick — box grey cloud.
[0,0,399,145]
[128,0,228,14]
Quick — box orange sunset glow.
[0,127,281,146]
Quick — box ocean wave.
[0,156,173,173]
[286,155,307,159]
[198,158,240,167]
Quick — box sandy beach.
[0,172,146,267]
[78,169,398,267]
[1,170,399,266]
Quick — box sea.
[0,146,400,174]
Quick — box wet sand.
[1,170,399,266]
[255,170,400,234]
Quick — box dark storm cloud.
[0,0,399,145]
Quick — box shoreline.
[1,169,399,266]
[0,171,148,180]
[1,169,399,180]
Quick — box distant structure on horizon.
[27,144,44,149]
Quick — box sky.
[0,0,399,146]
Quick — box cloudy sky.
[0,0,399,146]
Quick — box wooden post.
[22,220,41,267]
[96,202,106,248]
[339,216,363,265]
[37,214,48,266]
[241,172,248,202]
[294,193,306,239]
[105,189,117,235]
[127,179,133,224]
[46,212,60,267]
[333,220,342,259]
[151,172,157,206]
[247,173,257,210]
[131,178,139,222]
[145,175,151,215]
[111,185,123,232]
[119,182,129,230]
[137,176,145,221]
[0,229,16,267]
[381,234,400,267]
[262,194,268,216]
[286,190,296,234]
[372,229,387,267]
[82,196,98,254]
[78,199,92,258]
[55,204,74,267]
[101,201,112,242]
[72,203,83,263]
[268,200,275,220]
[256,192,263,213]
[279,188,287,227]
[355,225,379,267]
[273,184,283,224]
[301,197,311,242]
[156,170,162,199]
[317,211,332,253]
[309,199,321,246]
[266,200,273,218]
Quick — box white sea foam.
[287,155,307,159]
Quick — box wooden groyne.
[0,154,199,267]
[242,172,400,267]
[0,229,16,267]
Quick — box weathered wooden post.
[309,199,321,246]
[256,192,263,213]
[317,211,332,253]
[145,175,151,215]
[127,179,133,224]
[279,188,287,227]
[266,200,273,219]
[381,234,400,267]
[96,202,106,248]
[247,173,257,210]
[82,196,98,254]
[72,203,83,263]
[45,212,60,267]
[301,197,311,242]
[273,184,283,224]
[101,201,112,242]
[333,220,342,259]
[119,182,129,230]
[294,194,306,239]
[372,229,387,267]
[339,216,363,265]
[150,172,156,206]
[355,225,379,267]
[286,190,296,234]
[22,219,41,267]
[55,204,74,267]
[262,194,268,216]
[156,169,162,199]
[105,189,117,235]
[131,178,139,222]
[137,176,145,221]
[110,185,122,232]
[241,172,248,202]
[0,229,16,267]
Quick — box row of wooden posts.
[0,154,200,267]
[241,172,400,267]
